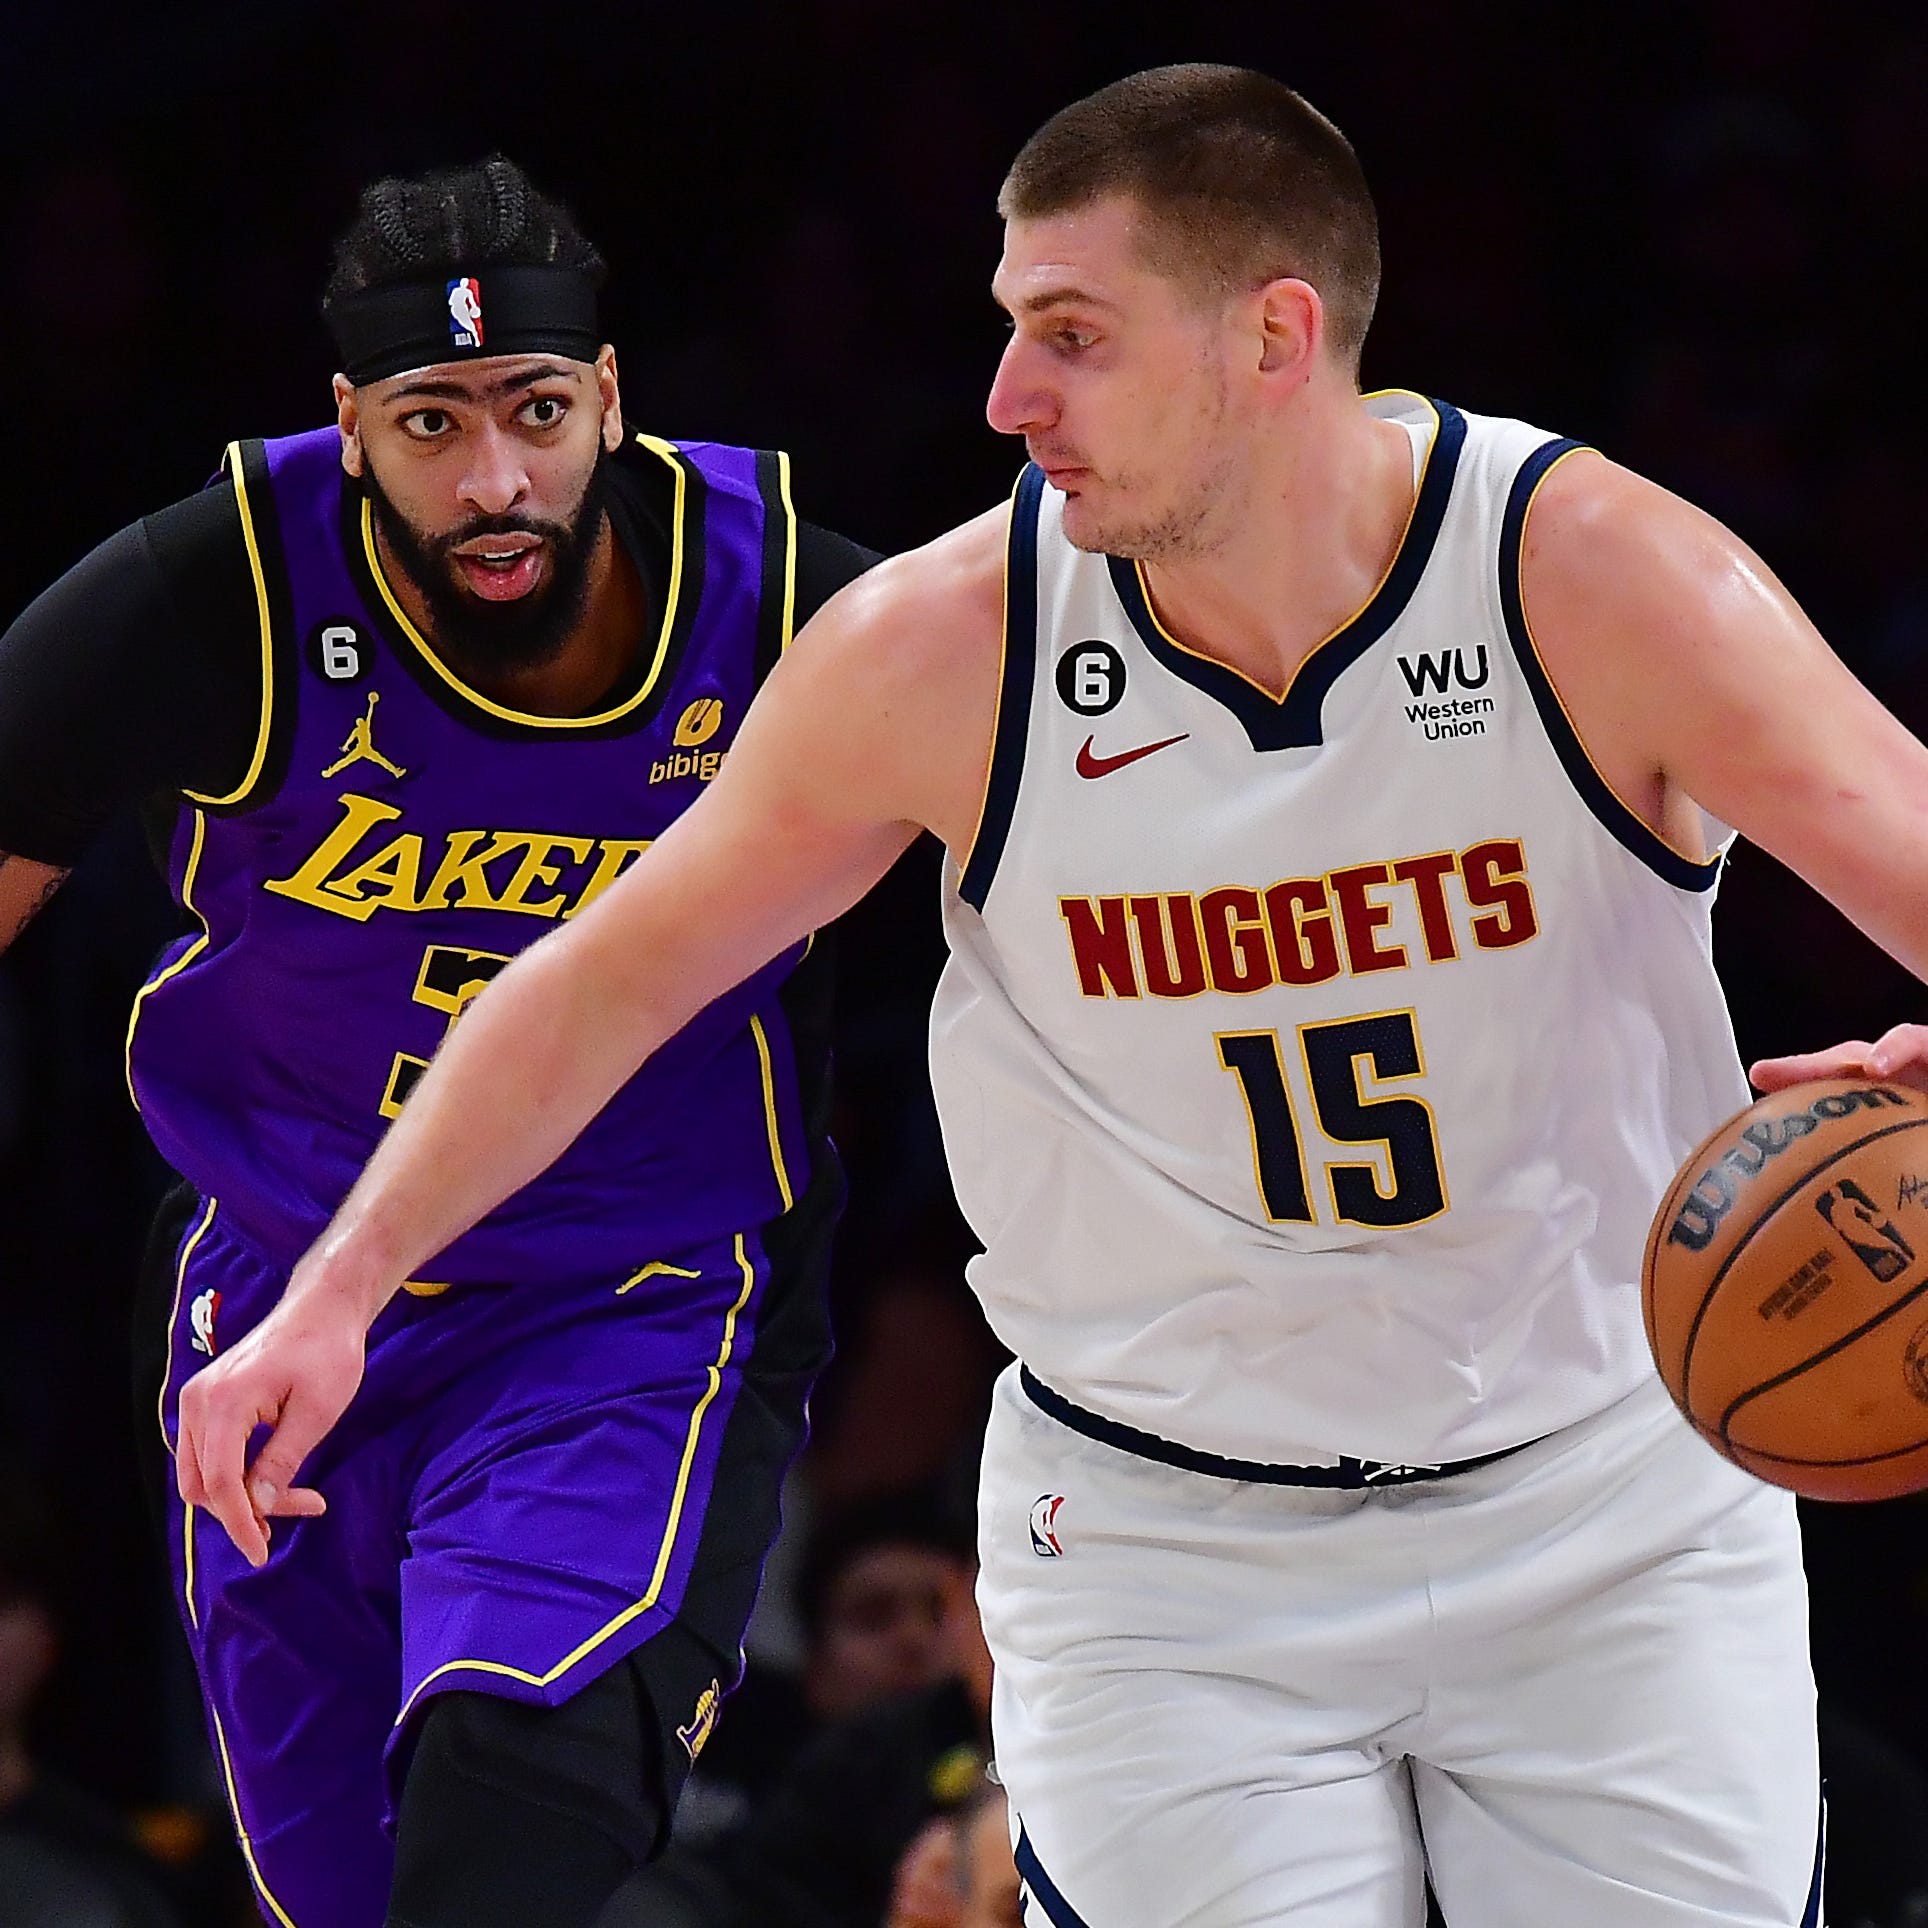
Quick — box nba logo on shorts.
[446,277,484,349]
[189,1288,222,1357]
[1029,1493,1066,1557]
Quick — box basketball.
[1643,1077,1928,1500]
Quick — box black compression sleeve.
[793,520,885,626]
[0,485,261,864]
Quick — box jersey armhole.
[181,439,295,812]
[1498,438,1722,894]
[956,465,1043,912]
[751,449,799,684]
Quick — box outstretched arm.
[1520,453,1928,1097]
[177,515,1006,1562]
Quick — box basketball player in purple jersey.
[0,159,876,1927]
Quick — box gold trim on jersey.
[124,809,211,1110]
[776,448,800,650]
[749,1015,796,1211]
[1510,444,1718,874]
[1128,391,1443,707]
[356,432,690,729]
[183,442,276,808]
[389,1232,760,1729]
[182,1502,199,1629]
[182,1490,302,1922]
[207,1686,302,1927]
[617,1259,703,1297]
[158,1195,220,1456]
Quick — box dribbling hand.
[175,1293,367,1567]
[1750,1022,1928,1097]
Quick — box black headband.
[325,264,601,385]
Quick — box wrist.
[284,1223,406,1330]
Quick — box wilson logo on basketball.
[1665,1085,1914,1253]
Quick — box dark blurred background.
[4,1,1928,1921]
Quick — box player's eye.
[399,408,453,440]
[519,396,568,428]
[1053,327,1096,354]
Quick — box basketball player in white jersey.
[172,66,1928,1926]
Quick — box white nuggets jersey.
[929,392,1750,1466]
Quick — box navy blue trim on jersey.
[959,465,1044,911]
[1105,399,1468,752]
[1019,1366,1530,1488]
[1015,1823,1093,1928]
[1800,1795,1825,1927]
[1498,437,1722,893]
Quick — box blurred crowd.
[5,0,1928,1922]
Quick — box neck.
[1138,384,1418,700]
[374,511,648,718]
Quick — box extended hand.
[175,1292,368,1567]
[1750,1023,1928,1097]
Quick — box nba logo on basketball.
[1029,1494,1066,1557]
[446,277,484,348]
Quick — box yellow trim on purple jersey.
[125,809,211,1110]
[389,1233,760,1728]
[183,442,277,807]
[356,434,689,729]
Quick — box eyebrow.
[994,285,1121,317]
[382,362,579,404]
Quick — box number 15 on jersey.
[1217,1009,1448,1228]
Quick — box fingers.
[243,1392,333,1523]
[254,1484,327,1519]
[177,1380,292,1570]
[1750,1043,1873,1092]
[174,1376,260,1561]
[202,1426,271,1569]
[1751,1026,1928,1094]
[1866,1023,1928,1077]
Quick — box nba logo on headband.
[446,277,484,349]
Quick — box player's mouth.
[453,534,544,601]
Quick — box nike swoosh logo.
[1075,731,1190,778]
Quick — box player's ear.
[334,375,364,479]
[1254,277,1320,385]
[597,345,622,453]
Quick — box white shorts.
[978,1365,1822,1928]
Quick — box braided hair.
[322,155,606,306]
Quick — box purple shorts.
[157,1202,820,1926]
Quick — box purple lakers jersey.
[128,426,819,1286]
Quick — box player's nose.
[985,338,1054,439]
[459,423,531,516]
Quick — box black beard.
[361,448,611,678]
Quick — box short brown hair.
[999,65,1380,368]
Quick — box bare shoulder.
[746,504,1010,855]
[797,505,1007,680]
[1521,449,1776,658]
